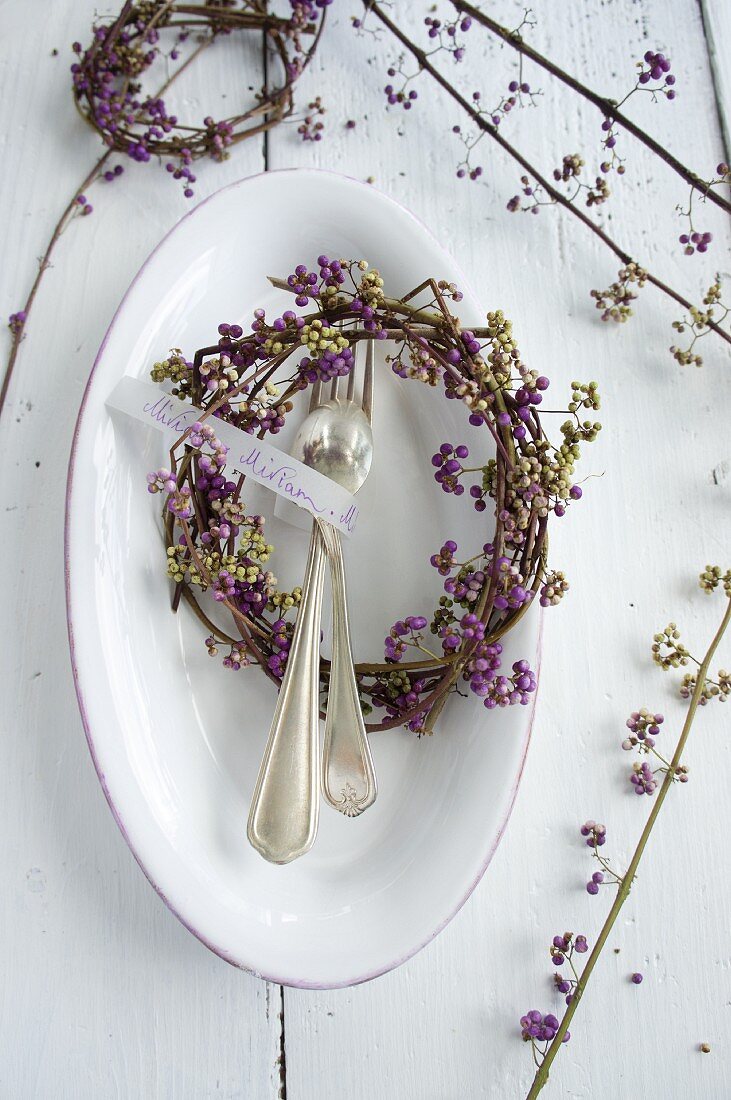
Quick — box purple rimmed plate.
[65,169,540,987]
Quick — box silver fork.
[247,343,376,864]
[319,342,377,818]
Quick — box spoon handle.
[247,524,325,863]
[318,519,377,817]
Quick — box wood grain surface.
[1,2,729,1097]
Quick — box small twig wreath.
[1,1,329,418]
[147,258,601,734]
[72,0,328,196]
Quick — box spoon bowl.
[293,397,373,494]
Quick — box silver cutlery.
[247,342,376,863]
[317,344,377,818]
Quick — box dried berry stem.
[0,148,113,417]
[362,0,731,349]
[451,0,731,217]
[526,592,731,1098]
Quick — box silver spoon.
[247,344,376,864]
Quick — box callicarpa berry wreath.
[71,0,329,198]
[2,1,330,417]
[147,259,601,734]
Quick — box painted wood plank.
[1,0,730,1096]
[269,1,731,1097]
[0,4,282,1097]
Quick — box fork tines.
[310,339,374,419]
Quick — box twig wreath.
[3,0,329,416]
[72,0,328,196]
[147,258,601,734]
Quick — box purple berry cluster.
[297,98,325,142]
[252,301,355,389]
[586,870,604,896]
[678,229,712,255]
[317,254,346,289]
[580,814,624,897]
[268,620,293,678]
[520,1011,570,1045]
[165,147,197,199]
[400,535,538,710]
[439,611,485,653]
[550,932,588,967]
[425,539,537,706]
[71,2,325,198]
[458,68,540,180]
[147,467,193,520]
[622,709,664,751]
[291,0,333,18]
[384,616,428,662]
[463,638,502,687]
[149,420,287,635]
[284,256,350,310]
[581,819,623,895]
[190,424,232,508]
[444,566,485,605]
[205,635,250,672]
[454,75,536,183]
[223,643,250,671]
[299,345,355,384]
[384,67,418,109]
[287,264,319,307]
[423,13,472,62]
[619,708,688,796]
[195,343,291,437]
[71,21,195,196]
[102,163,125,183]
[374,672,430,735]
[630,760,657,795]
[493,557,533,611]
[470,651,536,708]
[218,322,245,342]
[8,310,27,338]
[430,540,459,577]
[431,443,469,495]
[553,972,576,1004]
[580,820,606,848]
[638,50,675,98]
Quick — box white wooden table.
[2,2,730,1096]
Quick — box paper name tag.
[106,376,359,536]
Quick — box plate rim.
[64,167,541,988]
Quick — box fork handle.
[318,520,377,817]
[247,524,325,863]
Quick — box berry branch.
[450,0,731,217]
[359,1,731,354]
[1,148,113,416]
[523,569,731,1097]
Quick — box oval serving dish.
[65,169,540,988]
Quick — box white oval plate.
[66,169,540,988]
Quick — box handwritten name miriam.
[143,396,194,433]
[240,446,326,512]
